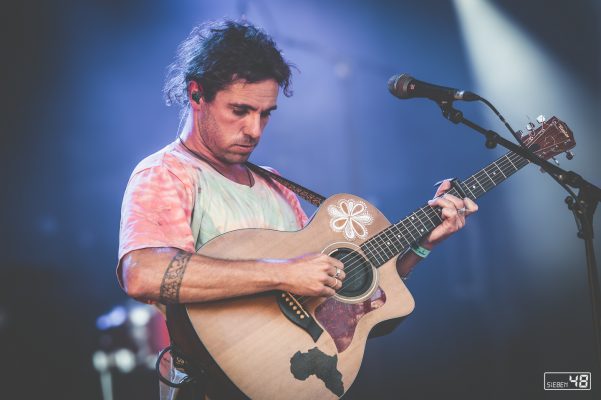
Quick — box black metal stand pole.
[437,99,601,378]
[568,186,601,378]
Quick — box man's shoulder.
[132,143,188,175]
[128,142,195,187]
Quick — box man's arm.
[122,247,345,304]
[395,180,479,279]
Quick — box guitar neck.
[360,150,529,267]
[451,151,529,201]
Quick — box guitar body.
[167,194,415,399]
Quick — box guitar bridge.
[276,292,323,342]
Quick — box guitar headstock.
[519,116,575,161]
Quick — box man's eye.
[261,111,272,118]
[233,109,247,116]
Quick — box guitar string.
[330,151,528,293]
[295,151,529,305]
[318,150,524,288]
[330,152,529,292]
[297,151,527,305]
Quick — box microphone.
[387,73,479,102]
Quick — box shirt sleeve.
[116,163,196,288]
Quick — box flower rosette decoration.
[327,199,374,241]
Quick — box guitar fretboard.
[361,151,529,267]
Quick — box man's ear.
[188,81,202,105]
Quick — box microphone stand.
[437,99,601,378]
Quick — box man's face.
[196,79,279,165]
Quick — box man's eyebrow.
[229,103,278,112]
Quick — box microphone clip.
[437,100,463,124]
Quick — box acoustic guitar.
[167,116,575,399]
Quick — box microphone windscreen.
[387,73,413,99]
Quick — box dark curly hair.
[163,20,294,108]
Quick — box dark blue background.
[1,1,600,399]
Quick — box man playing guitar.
[117,19,477,399]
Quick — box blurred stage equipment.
[93,301,169,400]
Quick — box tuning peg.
[551,157,560,166]
[539,167,546,174]
[526,122,535,131]
[516,129,525,138]
[536,115,546,124]
[565,151,574,160]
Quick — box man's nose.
[245,114,262,140]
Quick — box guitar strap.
[245,162,326,207]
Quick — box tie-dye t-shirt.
[117,140,309,286]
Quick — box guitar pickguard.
[314,286,387,353]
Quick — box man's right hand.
[275,253,346,297]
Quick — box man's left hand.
[422,180,478,249]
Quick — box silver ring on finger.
[457,207,466,216]
[334,268,341,279]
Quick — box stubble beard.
[197,106,253,166]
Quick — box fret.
[481,167,496,187]
[412,212,429,237]
[372,234,395,261]
[492,161,507,179]
[446,187,460,198]
[485,164,504,188]
[382,228,401,253]
[417,206,437,230]
[450,180,469,199]
[407,212,427,238]
[494,160,515,176]
[496,156,512,176]
[360,237,386,265]
[359,241,379,266]
[399,218,419,242]
[465,177,484,198]
[396,220,416,242]
[512,153,529,169]
[504,153,518,170]
[377,229,398,258]
[461,182,478,200]
[364,228,399,264]
[474,175,487,193]
[365,244,385,266]
[390,224,411,248]
[396,220,418,243]
[363,148,538,268]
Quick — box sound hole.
[330,248,373,298]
